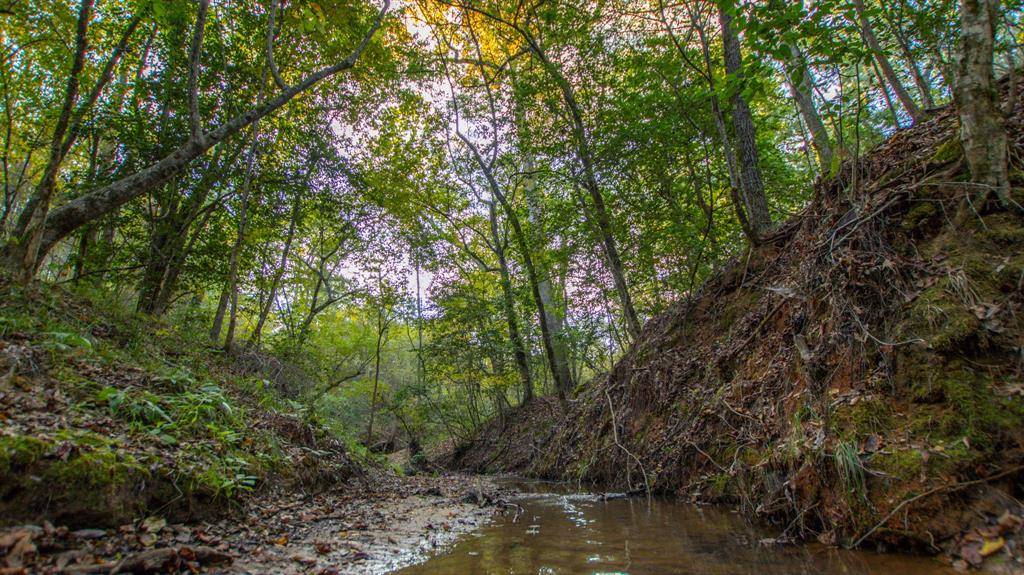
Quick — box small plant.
[42,331,93,352]
[834,440,867,501]
[195,455,258,498]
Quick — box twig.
[604,388,651,496]
[850,464,1024,548]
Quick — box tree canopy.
[1,0,1020,447]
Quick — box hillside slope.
[448,81,1024,566]
[0,285,367,529]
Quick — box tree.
[851,0,925,123]
[1,0,391,281]
[718,2,772,238]
[955,0,1012,208]
[437,0,643,340]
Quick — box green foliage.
[834,440,867,501]
[0,0,994,457]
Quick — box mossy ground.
[0,283,367,528]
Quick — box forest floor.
[0,473,504,574]
[0,284,511,574]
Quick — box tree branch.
[187,0,210,142]
[265,0,287,89]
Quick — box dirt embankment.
[446,81,1024,568]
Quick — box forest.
[1,0,1022,572]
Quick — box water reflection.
[396,480,954,575]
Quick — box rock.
[71,529,107,540]
[461,486,494,507]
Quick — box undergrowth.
[0,282,373,527]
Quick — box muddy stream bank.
[0,475,966,573]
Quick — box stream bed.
[395,479,955,575]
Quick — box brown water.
[396,480,955,575]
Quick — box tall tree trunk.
[456,133,574,401]
[138,155,219,314]
[956,0,1011,206]
[137,183,181,313]
[522,153,573,395]
[870,57,903,128]
[488,202,534,403]
[783,43,834,172]
[890,20,937,108]
[414,252,425,389]
[514,33,641,339]
[250,190,302,344]
[71,226,94,282]
[689,10,754,243]
[718,4,772,236]
[852,0,925,123]
[151,194,219,315]
[71,132,103,282]
[365,281,391,448]
[212,73,267,345]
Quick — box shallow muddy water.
[396,479,954,575]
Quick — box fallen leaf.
[141,517,166,534]
[979,537,1004,557]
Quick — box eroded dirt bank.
[443,79,1024,571]
[0,474,506,574]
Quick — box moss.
[905,363,1024,448]
[874,448,925,481]
[901,202,937,231]
[993,255,1024,290]
[979,215,1024,246]
[52,429,117,449]
[42,447,146,488]
[929,137,963,165]
[833,397,893,439]
[0,435,51,470]
[901,279,980,352]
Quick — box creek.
[395,479,954,575]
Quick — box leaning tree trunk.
[955,0,1011,206]
[14,1,389,275]
[784,43,834,172]
[250,189,302,344]
[488,201,534,403]
[718,5,772,237]
[852,0,924,123]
